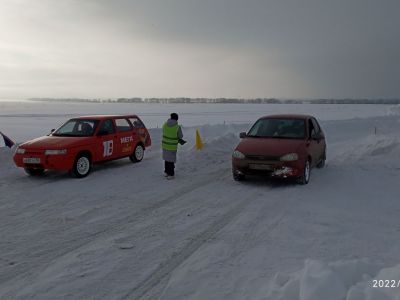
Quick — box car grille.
[25,150,44,155]
[245,155,280,161]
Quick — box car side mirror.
[239,132,247,138]
[48,129,55,136]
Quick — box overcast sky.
[0,0,399,99]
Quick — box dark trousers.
[164,161,175,176]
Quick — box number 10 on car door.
[103,140,113,157]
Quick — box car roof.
[260,114,313,120]
[72,115,139,120]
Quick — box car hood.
[20,136,91,150]
[236,137,304,156]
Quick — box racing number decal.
[103,140,113,157]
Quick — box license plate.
[23,157,41,164]
[249,164,273,170]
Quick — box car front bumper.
[14,152,75,171]
[232,158,303,178]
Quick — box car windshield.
[53,119,99,137]
[247,118,306,139]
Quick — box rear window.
[129,117,145,128]
[115,118,132,132]
[247,118,306,139]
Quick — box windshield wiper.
[270,136,302,139]
[53,133,81,137]
[246,135,263,138]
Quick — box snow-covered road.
[1,115,400,299]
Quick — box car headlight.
[280,153,298,161]
[16,147,25,154]
[232,150,245,159]
[45,149,67,155]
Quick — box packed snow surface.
[1,102,400,299]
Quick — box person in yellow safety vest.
[162,113,185,179]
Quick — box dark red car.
[232,114,326,184]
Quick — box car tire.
[24,168,45,176]
[297,159,311,185]
[317,158,325,168]
[232,170,245,181]
[129,144,144,163]
[71,154,91,178]
[317,149,326,168]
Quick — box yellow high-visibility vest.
[162,123,179,151]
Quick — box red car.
[14,115,151,178]
[232,114,326,184]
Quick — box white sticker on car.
[103,140,113,157]
[120,136,133,144]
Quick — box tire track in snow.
[0,168,229,288]
[216,204,286,268]
[134,189,291,300]
[119,194,254,300]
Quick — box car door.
[306,118,321,167]
[311,117,326,161]
[114,118,135,158]
[95,119,119,161]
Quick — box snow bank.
[179,132,240,174]
[386,105,400,116]
[330,135,400,169]
[263,259,400,300]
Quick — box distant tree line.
[29,98,400,104]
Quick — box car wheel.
[317,158,325,168]
[24,168,45,176]
[72,154,91,178]
[129,144,144,163]
[297,160,310,185]
[317,149,326,168]
[232,170,245,181]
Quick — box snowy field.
[1,102,400,299]
[0,100,393,142]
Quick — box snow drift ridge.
[263,259,400,300]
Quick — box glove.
[178,139,187,145]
